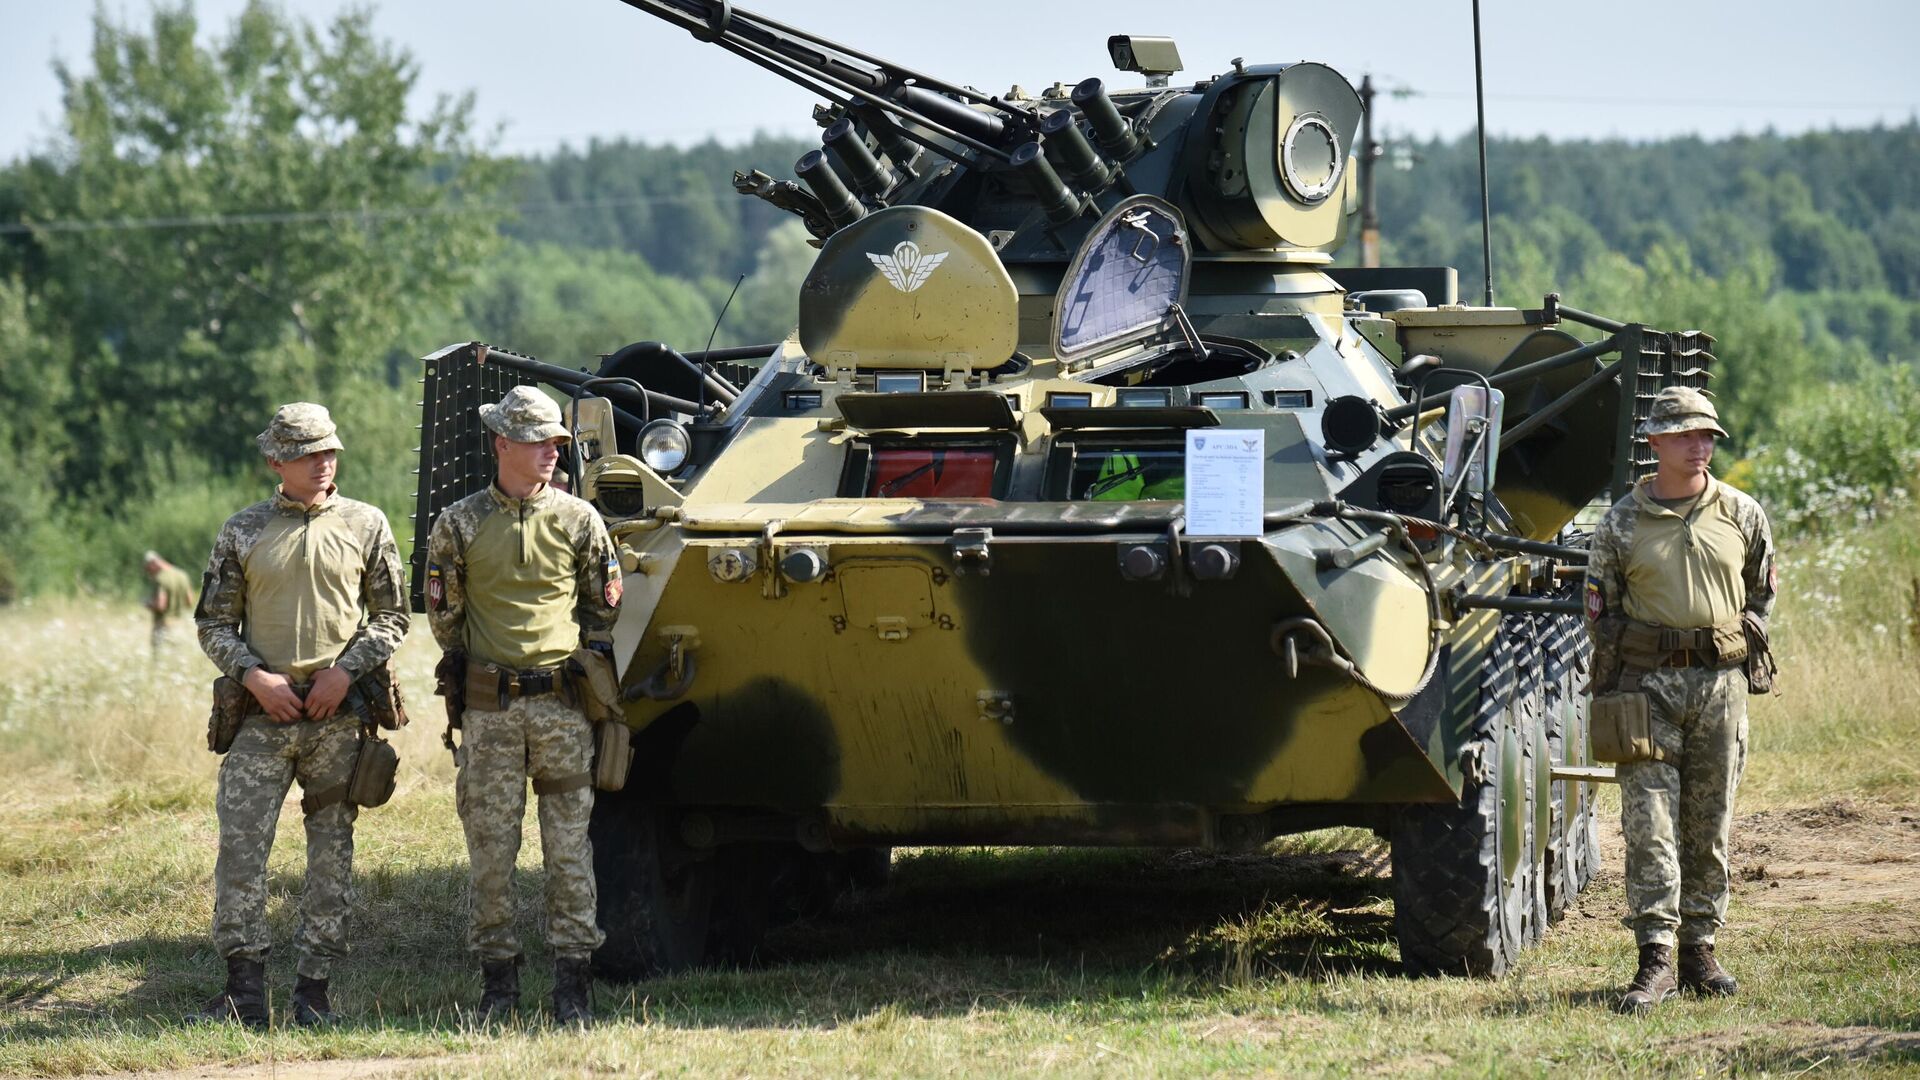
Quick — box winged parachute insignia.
[867,240,948,293]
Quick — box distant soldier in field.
[1585,386,1776,1014]
[190,403,409,1028]
[143,551,196,655]
[425,385,621,1025]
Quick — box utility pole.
[1358,74,1382,268]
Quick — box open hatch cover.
[1051,194,1192,367]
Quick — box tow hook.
[626,628,700,701]
[1269,617,1356,680]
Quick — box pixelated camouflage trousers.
[455,694,603,962]
[1617,664,1749,947]
[213,713,362,979]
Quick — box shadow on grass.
[1,842,1407,1039]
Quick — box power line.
[0,192,743,236]
[1418,90,1914,111]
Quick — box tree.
[13,1,509,493]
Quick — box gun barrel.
[615,0,1016,162]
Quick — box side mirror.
[1440,384,1505,500]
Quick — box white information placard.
[1184,429,1265,538]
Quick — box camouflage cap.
[1639,385,1728,438]
[257,402,344,462]
[479,385,571,444]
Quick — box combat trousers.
[212,712,362,979]
[455,694,604,962]
[1617,663,1749,948]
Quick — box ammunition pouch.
[358,661,410,731]
[1590,687,1659,764]
[208,675,250,754]
[1742,611,1779,694]
[433,651,466,752]
[568,648,623,725]
[303,725,400,813]
[592,717,633,792]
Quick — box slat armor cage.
[410,343,519,614]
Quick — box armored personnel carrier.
[412,0,1717,977]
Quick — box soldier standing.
[1586,386,1776,1013]
[425,386,621,1025]
[144,551,197,654]
[190,403,410,1028]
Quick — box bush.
[1745,364,1920,536]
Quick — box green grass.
[1,504,1917,1077]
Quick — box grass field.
[2,510,1917,1078]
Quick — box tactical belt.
[465,663,572,711]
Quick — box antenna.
[1472,0,1494,306]
[698,273,747,414]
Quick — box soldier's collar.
[273,484,337,515]
[1633,473,1721,517]
[488,482,555,513]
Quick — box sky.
[2,0,1917,163]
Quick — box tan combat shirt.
[1584,473,1776,674]
[196,487,411,682]
[424,484,621,670]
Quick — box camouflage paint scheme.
[413,6,1713,973]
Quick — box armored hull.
[413,0,1714,978]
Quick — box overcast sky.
[3,0,1917,163]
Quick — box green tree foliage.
[12,1,507,493]
[505,135,814,282]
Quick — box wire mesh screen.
[409,343,518,613]
[1625,327,1718,488]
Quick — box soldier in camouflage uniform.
[190,403,410,1028]
[143,551,197,655]
[426,385,621,1025]
[1585,386,1775,1013]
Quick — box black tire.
[1392,616,1535,978]
[1542,608,1598,922]
[590,787,714,981]
[706,844,775,967]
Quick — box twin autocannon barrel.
[615,0,1141,232]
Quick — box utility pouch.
[569,647,623,724]
[345,729,400,808]
[593,719,634,792]
[1589,690,1657,764]
[359,661,410,731]
[1742,611,1779,694]
[1617,622,1668,671]
[1710,619,1748,666]
[464,663,505,712]
[208,676,249,754]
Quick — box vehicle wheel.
[847,846,893,892]
[590,786,714,981]
[1543,607,1597,921]
[1392,616,1535,977]
[706,844,775,967]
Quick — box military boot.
[1615,943,1678,1014]
[186,955,269,1030]
[551,956,594,1027]
[475,958,521,1024]
[1679,943,1739,997]
[289,975,333,1027]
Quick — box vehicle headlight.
[638,420,691,473]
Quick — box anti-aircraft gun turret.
[411,0,1719,979]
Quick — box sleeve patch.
[604,552,623,607]
[426,563,444,610]
[1584,579,1604,621]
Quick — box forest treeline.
[0,2,1915,597]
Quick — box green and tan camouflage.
[411,1,1724,979]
